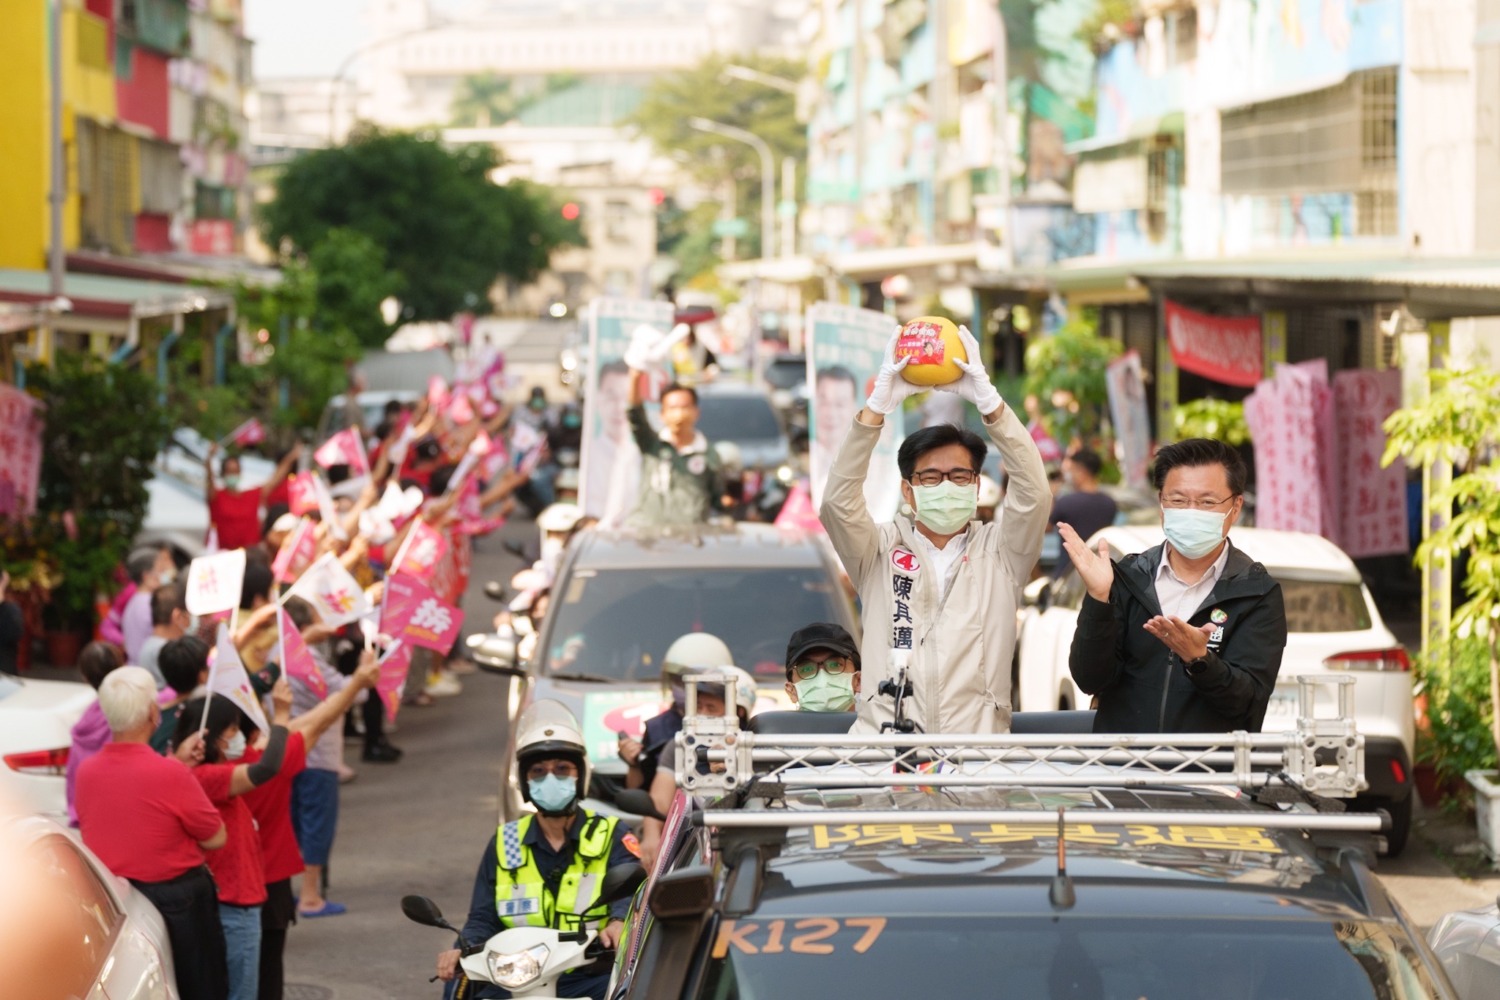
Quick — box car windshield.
[698,916,1443,999]
[540,567,846,681]
[697,396,784,443]
[1278,580,1373,633]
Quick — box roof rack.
[675,674,1368,812]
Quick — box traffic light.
[561,202,581,221]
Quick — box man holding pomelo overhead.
[819,321,1048,734]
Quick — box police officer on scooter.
[436,701,640,999]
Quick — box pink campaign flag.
[382,573,465,652]
[448,393,476,425]
[286,472,318,516]
[228,418,266,447]
[185,549,246,617]
[376,640,413,723]
[313,428,370,478]
[427,375,450,408]
[396,520,448,580]
[271,518,318,583]
[203,624,270,734]
[275,608,326,699]
[286,552,372,627]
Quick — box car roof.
[731,785,1381,921]
[1093,525,1363,583]
[694,381,774,400]
[570,523,830,571]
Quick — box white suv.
[1017,525,1415,854]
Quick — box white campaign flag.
[202,624,270,734]
[286,552,372,627]
[185,549,246,617]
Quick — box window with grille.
[1220,68,1397,237]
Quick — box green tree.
[1383,364,1500,762]
[1172,398,1249,446]
[25,354,172,627]
[629,53,805,272]
[307,227,400,350]
[1023,314,1121,445]
[261,128,581,320]
[450,72,521,128]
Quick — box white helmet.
[661,632,735,691]
[712,440,743,474]
[515,700,588,812]
[536,502,585,534]
[977,475,1001,509]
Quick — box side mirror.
[649,865,715,921]
[466,632,524,677]
[614,788,667,822]
[598,864,648,906]
[483,580,508,602]
[401,895,456,931]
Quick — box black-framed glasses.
[1159,494,1236,511]
[526,762,579,781]
[790,656,855,680]
[909,468,978,488]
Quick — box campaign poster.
[805,303,904,520]
[1244,364,1325,534]
[0,384,44,520]
[580,298,676,524]
[1104,351,1152,491]
[1332,369,1408,558]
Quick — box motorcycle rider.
[618,632,735,791]
[436,701,639,1000]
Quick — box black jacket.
[1069,541,1286,733]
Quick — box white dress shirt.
[1154,542,1231,620]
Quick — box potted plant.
[1384,365,1500,856]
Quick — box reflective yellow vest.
[494,811,618,930]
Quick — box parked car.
[2,813,178,998]
[1015,524,1416,854]
[476,522,859,819]
[693,381,792,478]
[612,709,1456,999]
[0,674,97,821]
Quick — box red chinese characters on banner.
[0,385,44,520]
[1333,369,1408,558]
[1244,365,1325,535]
[1164,300,1263,387]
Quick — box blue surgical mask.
[528,774,578,813]
[223,730,247,761]
[1162,507,1228,559]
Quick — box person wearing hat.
[435,701,638,1000]
[784,623,861,712]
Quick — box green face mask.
[911,481,977,535]
[794,670,856,712]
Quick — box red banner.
[1163,300,1263,387]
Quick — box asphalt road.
[281,517,533,1000]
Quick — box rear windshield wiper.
[547,671,617,684]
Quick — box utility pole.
[48,0,65,299]
[688,117,776,260]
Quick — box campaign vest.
[493,811,617,930]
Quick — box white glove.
[938,325,1002,415]
[865,327,923,416]
[622,323,689,373]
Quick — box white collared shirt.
[911,527,971,600]
[1154,542,1231,619]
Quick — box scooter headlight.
[489,943,549,989]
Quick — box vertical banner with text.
[580,298,677,524]
[805,303,905,521]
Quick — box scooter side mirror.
[598,864,648,906]
[484,580,508,602]
[401,895,456,931]
[466,632,525,677]
[613,789,666,822]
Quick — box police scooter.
[401,864,645,999]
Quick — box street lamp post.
[688,116,775,261]
[721,64,798,95]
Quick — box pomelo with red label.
[895,316,966,386]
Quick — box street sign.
[712,217,751,239]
